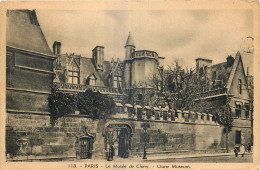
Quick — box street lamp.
[143,127,147,159]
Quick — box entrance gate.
[104,124,132,159]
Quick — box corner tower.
[124,32,135,88]
[125,32,135,60]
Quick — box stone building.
[53,32,165,105]
[195,51,253,147]
[6,10,56,157]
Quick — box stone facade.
[195,51,253,148]
[6,108,227,160]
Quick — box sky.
[36,10,254,73]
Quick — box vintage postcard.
[0,0,259,170]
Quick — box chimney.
[92,46,104,71]
[226,56,234,67]
[195,58,212,72]
[53,41,61,55]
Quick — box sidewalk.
[7,152,253,162]
[142,152,252,161]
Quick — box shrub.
[77,89,116,119]
[48,85,77,126]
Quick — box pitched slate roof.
[55,54,112,86]
[207,51,243,89]
[6,10,52,55]
[207,62,232,88]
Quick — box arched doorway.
[104,124,133,159]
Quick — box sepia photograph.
[1,1,259,169]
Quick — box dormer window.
[86,74,97,86]
[113,76,122,88]
[68,70,79,84]
[67,53,80,84]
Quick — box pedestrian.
[107,144,113,161]
[234,145,238,157]
[111,144,115,160]
[240,144,245,157]
[247,143,251,153]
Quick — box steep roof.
[207,51,245,90]
[207,62,232,88]
[55,54,112,86]
[6,10,52,55]
[125,32,135,47]
[225,51,246,91]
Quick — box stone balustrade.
[132,50,158,58]
[53,82,131,94]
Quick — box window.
[113,76,123,88]
[245,104,250,119]
[239,79,242,94]
[6,51,15,87]
[68,70,79,84]
[235,103,242,118]
[113,77,118,88]
[67,54,80,84]
[86,74,96,86]
[235,131,241,145]
[89,77,96,86]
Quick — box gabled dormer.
[86,73,97,86]
[66,53,81,84]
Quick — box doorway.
[235,131,241,145]
[105,124,132,159]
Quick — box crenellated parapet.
[111,103,220,125]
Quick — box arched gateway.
[103,123,133,159]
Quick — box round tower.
[125,32,135,60]
[124,32,135,88]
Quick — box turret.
[125,32,135,60]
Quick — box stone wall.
[6,110,236,160]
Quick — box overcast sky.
[37,10,253,72]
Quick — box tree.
[77,89,116,119]
[214,98,233,153]
[150,61,202,110]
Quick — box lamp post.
[142,110,150,160]
[143,127,147,159]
